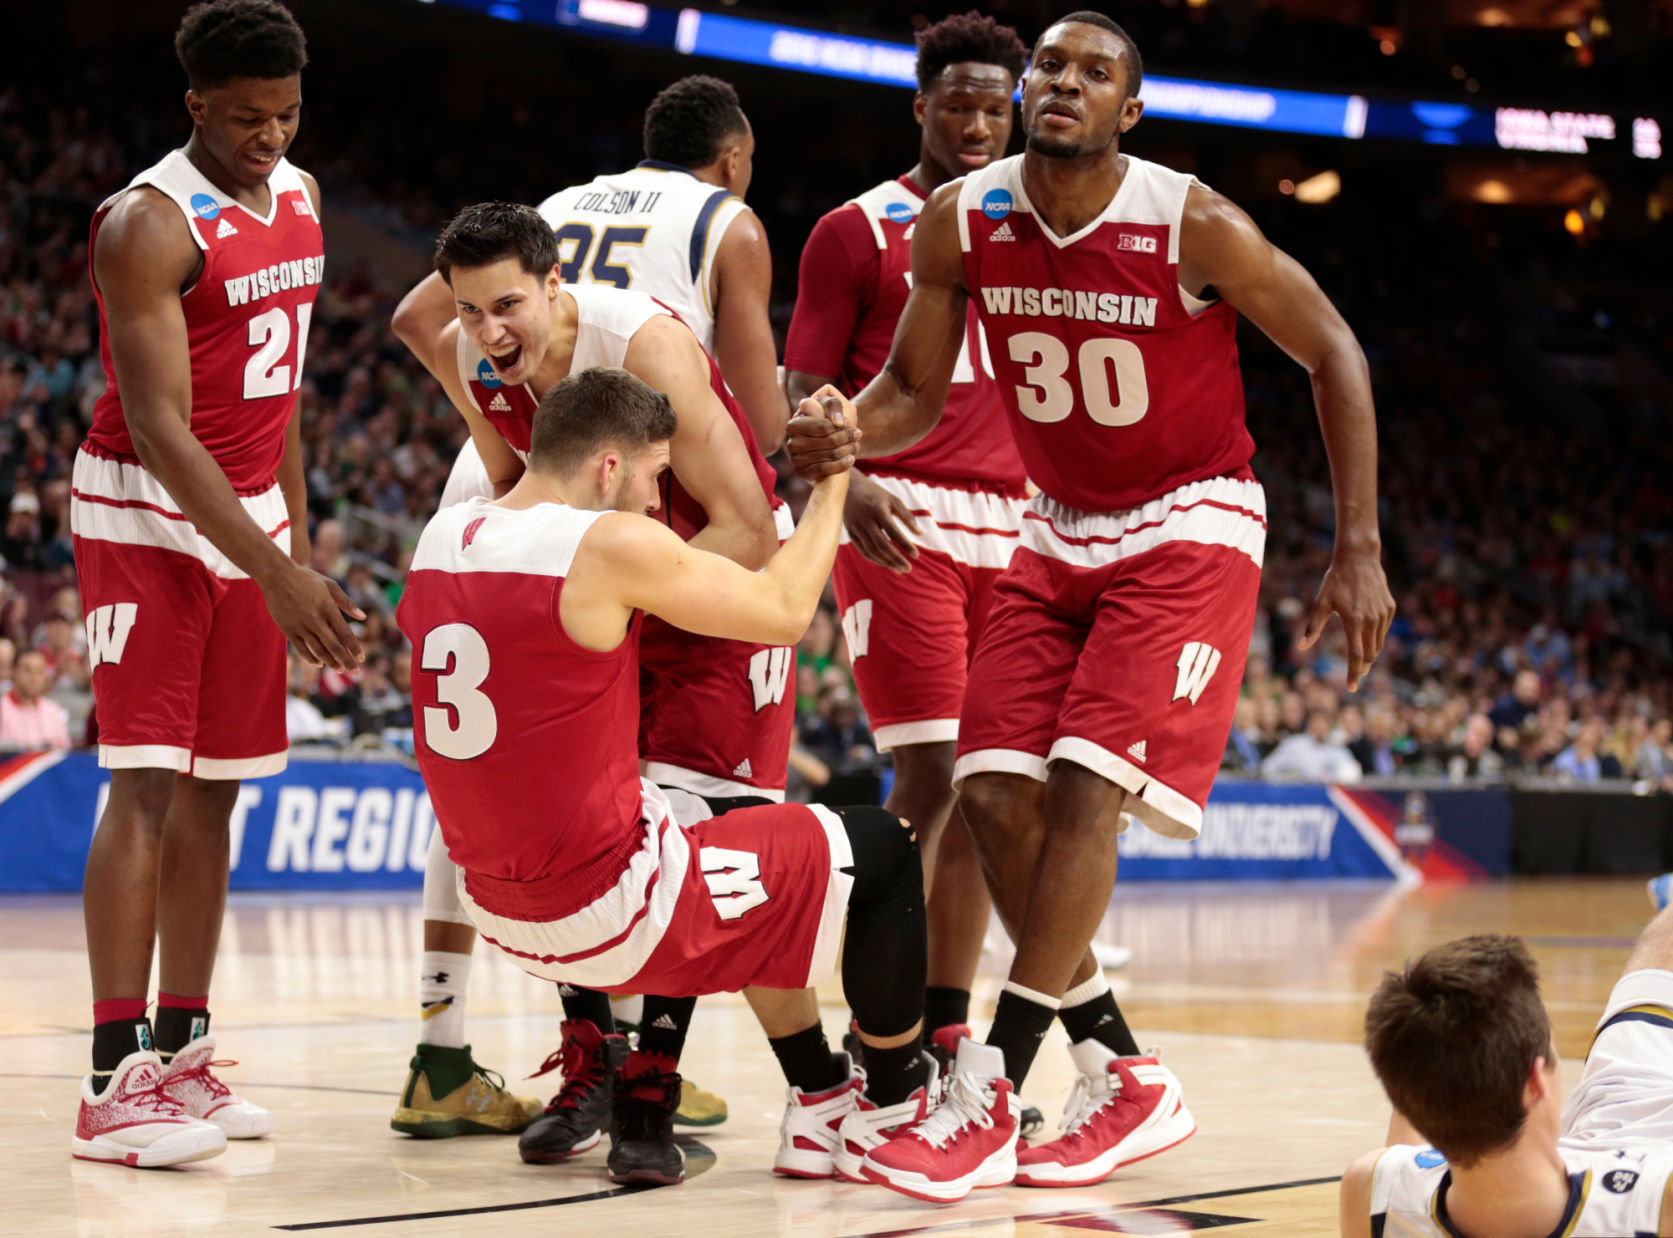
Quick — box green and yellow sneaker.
[391,1044,542,1138]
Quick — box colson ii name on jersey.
[224,255,327,307]
[980,286,1158,328]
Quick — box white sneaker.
[73,1051,228,1167]
[772,1053,861,1179]
[831,1051,940,1183]
[160,1037,274,1138]
[860,1038,1020,1204]
[1092,942,1133,971]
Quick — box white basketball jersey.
[536,163,747,353]
[1371,1142,1673,1236]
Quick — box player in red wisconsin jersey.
[784,9,1037,1123]
[791,12,1396,1202]
[399,370,941,1186]
[71,0,365,1170]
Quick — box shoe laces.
[531,1043,608,1113]
[122,1069,192,1116]
[911,1071,994,1149]
[163,1058,237,1103]
[1059,1066,1121,1137]
[472,1061,509,1093]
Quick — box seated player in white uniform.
[1341,916,1673,1237]
[396,369,940,1187]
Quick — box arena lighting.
[1293,170,1341,204]
[421,0,1662,156]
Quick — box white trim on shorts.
[71,448,290,579]
[1021,475,1266,572]
[99,743,192,773]
[804,803,855,988]
[838,473,1024,572]
[191,751,287,780]
[873,719,959,753]
[952,747,1049,786]
[644,762,786,803]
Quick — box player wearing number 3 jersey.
[71,0,366,1170]
[399,369,938,1183]
[788,11,1397,1203]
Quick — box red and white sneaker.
[73,1051,228,1167]
[1015,1040,1195,1188]
[160,1037,274,1139]
[860,1039,1019,1204]
[831,1051,940,1183]
[773,1054,861,1178]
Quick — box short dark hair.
[175,0,307,91]
[530,367,677,477]
[434,202,557,284]
[1040,11,1144,100]
[643,76,747,170]
[1364,935,1553,1168]
[915,11,1028,91]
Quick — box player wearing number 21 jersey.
[789,12,1395,1202]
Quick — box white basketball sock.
[418,951,472,1049]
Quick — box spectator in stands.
[0,648,70,750]
[0,637,13,691]
[800,683,875,776]
[286,653,338,744]
[1223,696,1264,774]
[1263,710,1363,783]
[1636,719,1672,787]
[1551,717,1617,782]
[1447,713,1505,783]
[351,654,413,739]
[0,491,44,571]
[1350,705,1401,777]
[1489,668,1542,731]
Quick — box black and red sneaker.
[608,1064,684,1185]
[518,1019,628,1164]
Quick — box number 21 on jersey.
[244,303,312,400]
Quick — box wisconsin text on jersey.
[572,189,665,215]
[224,256,327,307]
[978,286,1159,327]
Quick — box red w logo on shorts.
[461,516,486,551]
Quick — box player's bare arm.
[563,393,854,649]
[1179,185,1395,690]
[1337,1150,1381,1238]
[785,187,965,479]
[391,270,457,383]
[432,318,526,498]
[625,315,777,569]
[94,187,364,670]
[710,209,788,454]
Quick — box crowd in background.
[2,7,1670,792]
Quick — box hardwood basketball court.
[2,877,1646,1235]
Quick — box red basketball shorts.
[70,446,290,778]
[459,782,853,995]
[954,474,1265,840]
[831,473,1025,751]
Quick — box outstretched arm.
[391,270,457,383]
[1180,185,1394,691]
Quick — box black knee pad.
[834,805,923,915]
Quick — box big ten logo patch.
[840,599,873,661]
[748,647,793,712]
[85,603,138,669]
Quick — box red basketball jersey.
[786,176,1025,490]
[397,498,647,913]
[957,155,1253,512]
[87,150,325,490]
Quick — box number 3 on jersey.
[244,303,313,399]
[1007,332,1149,427]
[420,623,497,760]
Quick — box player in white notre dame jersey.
[1344,915,1673,1237]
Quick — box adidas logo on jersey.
[488,392,511,412]
[990,220,1016,242]
[215,218,239,239]
[1128,740,1147,764]
[733,758,753,779]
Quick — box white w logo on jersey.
[85,603,138,669]
[1172,642,1222,706]
[840,599,872,661]
[748,647,792,712]
[700,847,769,921]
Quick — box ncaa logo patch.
[981,188,1013,220]
[884,201,916,223]
[477,358,503,388]
[1604,1169,1640,1193]
[1414,1148,1446,1169]
[190,193,220,220]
